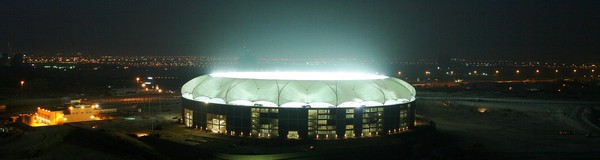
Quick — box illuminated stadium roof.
[181,72,416,108]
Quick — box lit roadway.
[417,96,600,105]
[86,94,181,105]
[410,79,559,88]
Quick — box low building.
[27,104,114,127]
[0,103,6,112]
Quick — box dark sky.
[1,0,599,61]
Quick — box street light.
[20,80,24,98]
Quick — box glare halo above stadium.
[182,72,416,108]
[210,72,388,80]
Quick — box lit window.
[346,114,354,118]
[318,120,327,125]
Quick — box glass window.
[288,131,299,139]
[345,130,354,137]
[318,120,327,125]
[184,108,193,127]
[260,108,269,113]
[252,107,279,138]
[318,110,329,114]
[318,115,329,119]
[346,114,354,118]
[346,109,354,113]
[206,113,226,133]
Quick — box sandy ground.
[417,91,600,158]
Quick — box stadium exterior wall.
[182,98,416,139]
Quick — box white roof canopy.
[181,72,416,108]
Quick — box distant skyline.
[1,0,599,62]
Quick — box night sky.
[1,0,599,61]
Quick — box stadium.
[181,72,416,139]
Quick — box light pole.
[136,77,141,91]
[147,89,151,117]
[20,80,24,98]
[158,90,162,116]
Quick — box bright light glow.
[208,98,225,104]
[281,102,310,108]
[136,133,149,137]
[183,72,416,108]
[210,72,387,80]
[229,100,253,106]
[478,108,487,113]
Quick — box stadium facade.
[181,72,416,139]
